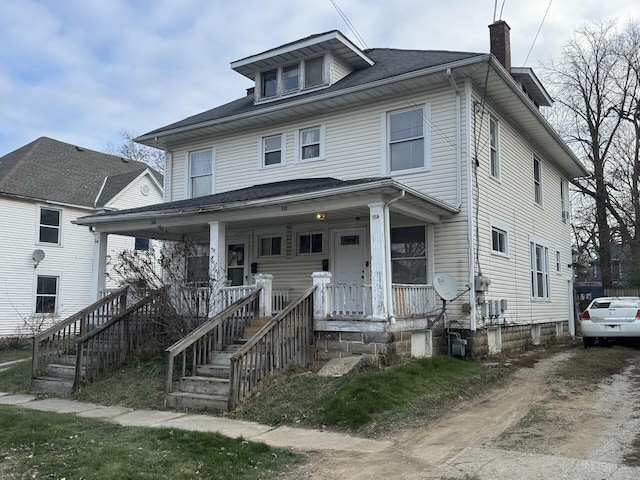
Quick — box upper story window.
[489,117,500,178]
[298,126,324,162]
[560,180,568,222]
[386,106,429,173]
[190,149,213,198]
[262,134,284,167]
[533,157,542,206]
[258,55,326,101]
[39,207,61,244]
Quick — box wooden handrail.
[229,286,315,409]
[164,288,261,398]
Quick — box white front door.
[332,229,367,284]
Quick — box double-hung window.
[299,127,323,161]
[533,158,542,205]
[489,117,500,178]
[35,275,58,313]
[530,239,550,299]
[190,149,213,198]
[39,207,61,244]
[490,219,509,257]
[388,107,428,173]
[262,135,283,167]
[390,226,427,284]
[560,180,568,222]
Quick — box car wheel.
[583,337,595,348]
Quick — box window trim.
[259,134,286,168]
[187,148,214,199]
[295,125,325,163]
[37,206,62,246]
[382,104,431,175]
[489,218,509,258]
[533,157,543,206]
[529,236,550,300]
[489,116,500,179]
[34,273,60,315]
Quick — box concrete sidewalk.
[0,392,391,454]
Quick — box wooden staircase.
[165,316,270,412]
[31,354,78,394]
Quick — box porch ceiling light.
[315,212,327,221]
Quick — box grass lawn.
[0,406,301,480]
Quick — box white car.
[579,297,640,347]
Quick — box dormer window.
[257,55,326,102]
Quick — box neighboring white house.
[77,23,588,359]
[0,137,163,336]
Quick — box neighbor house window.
[39,207,61,244]
[530,239,550,299]
[186,244,209,284]
[533,158,542,205]
[190,149,213,198]
[298,126,323,161]
[35,275,58,313]
[560,180,568,222]
[489,117,499,178]
[135,237,150,251]
[391,226,426,284]
[388,107,427,172]
[262,134,283,167]
[298,233,323,254]
[556,250,562,274]
[259,236,282,257]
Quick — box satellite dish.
[433,273,458,301]
[32,249,45,262]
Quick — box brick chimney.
[489,20,511,73]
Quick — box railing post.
[312,272,331,320]
[254,274,273,317]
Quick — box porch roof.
[76,177,459,239]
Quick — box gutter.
[136,55,491,145]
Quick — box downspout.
[464,78,477,331]
[446,68,462,208]
[384,190,405,323]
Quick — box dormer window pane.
[305,57,323,87]
[283,64,299,91]
[261,69,277,97]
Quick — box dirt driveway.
[285,347,640,479]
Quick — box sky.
[0,0,637,157]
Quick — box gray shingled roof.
[82,177,389,219]
[0,137,161,208]
[143,48,482,137]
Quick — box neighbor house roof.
[0,137,162,208]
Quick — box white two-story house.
[0,137,163,337]
[78,23,587,360]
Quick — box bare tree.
[543,20,638,288]
[106,128,165,173]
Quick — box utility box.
[474,274,490,292]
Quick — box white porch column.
[208,221,227,318]
[90,232,108,302]
[254,273,273,317]
[368,202,390,320]
[312,272,332,320]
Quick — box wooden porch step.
[165,391,228,412]
[31,376,74,395]
[196,364,230,377]
[45,363,85,379]
[178,376,229,396]
[243,316,271,336]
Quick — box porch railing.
[392,284,437,318]
[74,287,168,387]
[327,283,373,317]
[324,283,437,319]
[164,288,262,398]
[229,286,315,409]
[179,285,290,317]
[32,286,129,379]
